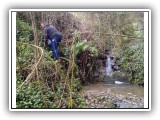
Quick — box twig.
[17,42,43,90]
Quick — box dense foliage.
[121,42,144,84]
[16,12,144,108]
[120,21,144,84]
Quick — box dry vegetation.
[16,11,144,108]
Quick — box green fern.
[75,41,98,57]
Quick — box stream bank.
[81,83,144,108]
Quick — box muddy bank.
[81,83,144,108]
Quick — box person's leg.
[55,41,59,47]
[55,35,62,47]
[50,39,59,60]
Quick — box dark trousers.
[50,39,59,60]
[48,35,62,60]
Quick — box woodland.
[16,11,144,108]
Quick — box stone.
[103,76,115,84]
[112,71,127,82]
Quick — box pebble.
[82,92,143,108]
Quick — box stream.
[81,83,144,108]
[80,55,144,108]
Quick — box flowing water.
[105,57,113,76]
[81,56,144,108]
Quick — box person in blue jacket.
[41,23,62,60]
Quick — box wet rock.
[113,71,127,82]
[103,76,115,84]
[138,83,144,86]
[112,65,121,71]
[115,100,143,108]
[94,72,99,77]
